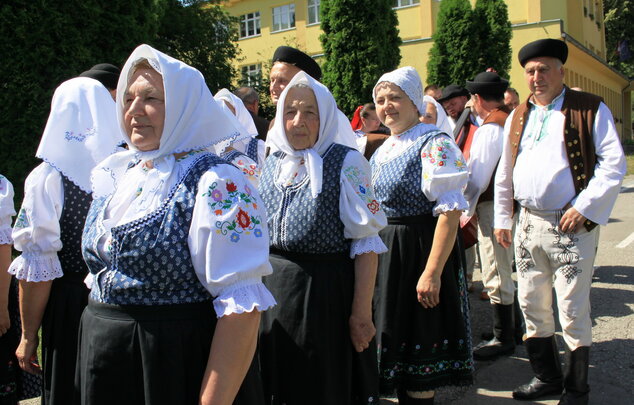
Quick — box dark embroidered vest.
[370,129,439,217]
[507,87,601,230]
[58,175,92,277]
[82,153,227,305]
[259,143,352,254]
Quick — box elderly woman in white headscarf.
[213,89,264,187]
[421,95,452,135]
[258,71,387,405]
[369,67,473,404]
[77,45,275,405]
[9,76,122,405]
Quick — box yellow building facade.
[223,0,632,140]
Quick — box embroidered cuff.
[0,227,12,245]
[8,253,64,282]
[213,280,277,318]
[433,191,469,216]
[350,235,388,259]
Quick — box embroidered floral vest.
[58,175,92,277]
[246,138,259,162]
[370,131,439,217]
[82,153,226,305]
[260,143,352,254]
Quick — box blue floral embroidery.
[203,180,263,241]
[14,208,29,229]
[64,127,96,142]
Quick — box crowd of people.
[0,37,627,405]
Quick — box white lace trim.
[350,235,388,258]
[0,227,12,245]
[8,253,64,282]
[213,281,277,318]
[433,190,469,216]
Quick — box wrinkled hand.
[559,206,586,234]
[416,271,441,309]
[16,335,41,375]
[494,229,512,249]
[0,307,10,336]
[349,314,375,353]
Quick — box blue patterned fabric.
[58,175,92,276]
[222,149,247,164]
[260,143,352,254]
[82,153,227,305]
[246,137,259,162]
[370,131,439,217]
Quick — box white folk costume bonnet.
[91,44,240,198]
[373,66,426,116]
[267,71,357,198]
[36,77,123,193]
[213,88,258,154]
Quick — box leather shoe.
[473,337,514,360]
[513,376,563,400]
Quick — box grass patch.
[627,153,634,176]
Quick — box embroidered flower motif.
[254,229,262,238]
[367,200,380,214]
[226,182,237,192]
[359,185,366,194]
[230,233,240,243]
[211,189,223,202]
[14,208,29,229]
[64,127,96,142]
[236,209,251,228]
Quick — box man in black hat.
[269,46,322,105]
[494,38,626,404]
[78,63,120,100]
[462,72,517,362]
[438,84,471,132]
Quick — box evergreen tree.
[604,0,634,77]
[320,0,401,116]
[473,0,512,78]
[426,0,479,87]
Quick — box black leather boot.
[512,336,563,400]
[473,303,516,360]
[558,346,590,405]
[513,293,525,345]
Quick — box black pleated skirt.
[41,272,89,405]
[259,249,380,405]
[76,300,264,405]
[374,216,473,394]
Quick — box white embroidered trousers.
[514,207,598,350]
[476,201,515,305]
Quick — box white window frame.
[393,0,420,9]
[272,4,296,33]
[239,11,261,39]
[307,0,320,25]
[241,64,262,87]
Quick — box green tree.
[426,0,479,87]
[153,0,240,93]
[473,0,512,78]
[604,0,634,77]
[320,0,401,116]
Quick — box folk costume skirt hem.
[260,250,380,405]
[375,216,473,395]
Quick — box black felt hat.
[272,46,322,81]
[465,72,509,98]
[79,63,121,90]
[437,84,470,103]
[518,39,568,67]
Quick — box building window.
[239,12,261,39]
[272,4,295,32]
[241,64,262,87]
[393,0,420,8]
[308,0,320,25]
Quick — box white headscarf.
[35,77,123,192]
[267,71,357,197]
[373,66,425,115]
[91,44,241,198]
[424,95,452,135]
[213,88,258,154]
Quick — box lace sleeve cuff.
[433,190,469,216]
[8,253,64,282]
[350,235,388,259]
[213,280,277,318]
[0,227,11,245]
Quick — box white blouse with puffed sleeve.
[0,175,16,245]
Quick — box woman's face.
[361,110,381,132]
[374,83,420,134]
[123,68,165,151]
[283,86,320,150]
